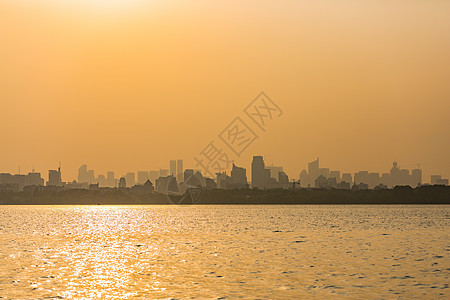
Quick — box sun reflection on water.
[0,205,449,299]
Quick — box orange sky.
[1,0,449,182]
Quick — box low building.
[89,183,99,190]
[352,182,369,190]
[374,183,388,190]
[118,177,127,189]
[131,180,154,194]
[0,183,20,193]
[205,178,217,189]
[336,181,351,189]
[156,176,178,194]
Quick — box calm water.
[0,205,448,299]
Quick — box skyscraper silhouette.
[170,160,177,177]
[231,163,247,186]
[252,156,266,189]
[47,166,62,186]
[137,171,149,185]
[177,159,183,183]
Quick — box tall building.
[266,166,283,180]
[299,169,309,187]
[106,171,115,187]
[194,171,206,187]
[251,156,266,189]
[13,174,26,191]
[149,171,159,184]
[177,159,183,183]
[137,171,149,185]
[231,163,247,185]
[125,172,135,187]
[380,173,390,187]
[299,157,321,187]
[184,169,201,187]
[319,168,330,178]
[156,175,178,194]
[341,173,353,185]
[411,169,422,187]
[216,172,231,189]
[78,165,88,183]
[0,173,20,192]
[308,158,320,182]
[47,166,62,186]
[278,171,289,185]
[170,160,177,176]
[0,173,44,191]
[228,163,248,189]
[368,173,381,189]
[354,171,369,185]
[78,164,95,184]
[389,162,410,187]
[97,175,106,187]
[400,169,410,186]
[160,169,169,177]
[25,172,44,187]
[184,169,195,182]
[329,171,341,182]
[87,170,95,184]
[264,168,275,188]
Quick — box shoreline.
[0,185,449,205]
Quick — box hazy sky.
[1,0,449,181]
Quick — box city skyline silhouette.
[1,155,448,193]
[0,1,449,299]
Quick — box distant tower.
[107,171,115,187]
[170,160,177,177]
[231,163,247,185]
[78,164,89,183]
[125,172,135,187]
[47,164,62,186]
[137,171,149,184]
[308,157,320,184]
[390,161,401,187]
[411,168,422,187]
[177,159,183,183]
[251,156,266,189]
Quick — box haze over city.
[1,0,449,182]
[1,1,450,299]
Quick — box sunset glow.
[0,1,449,299]
[1,0,449,181]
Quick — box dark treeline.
[195,185,450,205]
[0,185,449,205]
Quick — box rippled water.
[0,205,449,299]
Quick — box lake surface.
[0,205,448,299]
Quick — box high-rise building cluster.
[0,156,448,193]
[299,158,432,190]
[251,156,290,189]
